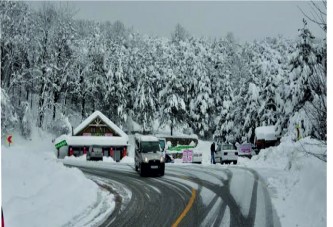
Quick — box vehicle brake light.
[69,147,73,156]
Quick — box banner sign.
[182,149,193,163]
[239,143,252,154]
[55,140,67,149]
[182,150,188,162]
[187,150,193,162]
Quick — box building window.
[91,127,96,133]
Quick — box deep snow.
[1,128,326,227]
[238,137,326,227]
[1,129,115,227]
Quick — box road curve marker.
[172,188,197,227]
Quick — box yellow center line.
[172,188,197,227]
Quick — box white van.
[216,143,238,164]
[134,135,165,176]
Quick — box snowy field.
[1,129,326,227]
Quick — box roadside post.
[7,135,12,147]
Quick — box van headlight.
[160,156,165,163]
[144,157,149,163]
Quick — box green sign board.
[55,140,68,149]
[167,145,195,152]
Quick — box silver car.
[86,145,103,161]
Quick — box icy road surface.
[64,160,280,227]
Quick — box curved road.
[65,161,281,227]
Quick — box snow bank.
[120,156,134,164]
[64,154,129,163]
[1,128,115,227]
[238,137,326,227]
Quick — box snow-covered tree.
[159,68,186,135]
[283,19,324,139]
[1,88,18,137]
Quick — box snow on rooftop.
[55,135,128,146]
[136,135,159,142]
[255,125,277,141]
[155,133,198,139]
[73,111,128,139]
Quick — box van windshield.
[141,141,160,153]
[159,140,165,150]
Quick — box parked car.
[192,151,202,163]
[237,143,256,158]
[216,143,238,164]
[135,134,165,176]
[86,145,103,161]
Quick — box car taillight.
[69,147,73,156]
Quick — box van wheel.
[233,161,237,165]
[140,164,145,177]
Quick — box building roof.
[63,135,128,146]
[255,126,277,141]
[73,110,128,139]
[135,134,159,142]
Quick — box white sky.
[28,1,326,42]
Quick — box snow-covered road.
[64,159,280,227]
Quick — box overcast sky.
[28,1,326,42]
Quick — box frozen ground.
[1,128,115,227]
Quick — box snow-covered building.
[254,125,280,149]
[55,111,128,161]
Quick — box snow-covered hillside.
[1,129,115,227]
